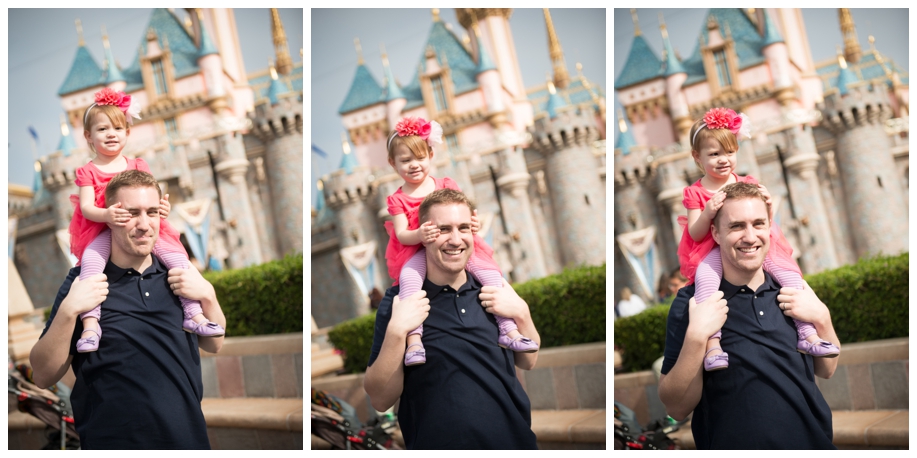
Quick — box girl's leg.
[76,230,110,352]
[696,247,728,369]
[152,243,204,320]
[400,249,426,365]
[466,258,538,353]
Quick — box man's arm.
[778,282,839,379]
[658,291,728,421]
[364,290,430,412]
[30,272,109,389]
[168,267,225,354]
[479,279,540,371]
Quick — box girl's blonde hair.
[689,118,738,172]
[387,132,431,162]
[83,104,130,132]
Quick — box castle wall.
[13,209,71,311]
[738,64,771,89]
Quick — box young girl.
[384,116,538,366]
[71,88,225,353]
[678,107,840,371]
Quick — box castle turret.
[195,9,228,114]
[531,102,605,268]
[659,13,691,138]
[380,45,407,132]
[101,26,126,91]
[760,9,794,106]
[819,54,907,258]
[839,9,861,65]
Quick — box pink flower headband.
[387,116,443,150]
[692,107,751,146]
[83,88,142,127]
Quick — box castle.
[613,8,909,303]
[10,8,303,310]
[311,9,607,328]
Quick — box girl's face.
[389,143,432,185]
[84,112,129,157]
[694,136,736,180]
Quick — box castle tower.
[760,9,795,107]
[839,9,861,65]
[196,9,228,113]
[543,8,570,90]
[819,54,907,258]
[213,132,264,267]
[659,13,691,139]
[531,93,605,268]
[101,26,126,92]
[249,62,303,256]
[270,8,293,76]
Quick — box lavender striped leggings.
[400,248,516,336]
[79,229,203,321]
[696,246,815,341]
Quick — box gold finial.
[839,8,861,64]
[76,18,85,46]
[380,43,389,66]
[316,179,324,191]
[60,113,70,137]
[618,110,628,133]
[868,35,876,52]
[341,132,351,155]
[101,25,109,47]
[659,12,669,40]
[630,9,641,36]
[271,8,293,75]
[432,8,440,22]
[34,160,41,173]
[354,37,364,65]
[543,8,570,89]
[269,58,278,80]
[836,45,847,69]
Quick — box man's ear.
[711,221,720,245]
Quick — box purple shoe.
[797,339,840,358]
[405,343,426,366]
[498,334,539,353]
[76,327,102,353]
[183,318,225,337]
[704,347,728,371]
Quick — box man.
[30,170,225,449]
[364,188,540,449]
[658,182,839,449]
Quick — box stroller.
[311,388,401,450]
[8,362,80,450]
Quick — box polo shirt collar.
[720,271,779,301]
[422,274,481,300]
[103,255,166,282]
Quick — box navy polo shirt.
[41,257,210,450]
[661,273,835,449]
[368,277,537,450]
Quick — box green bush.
[329,263,607,373]
[203,253,303,336]
[614,253,909,372]
[327,312,377,374]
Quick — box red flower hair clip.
[84,88,142,126]
[693,107,751,146]
[388,116,443,150]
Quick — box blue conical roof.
[678,9,771,86]
[475,34,497,74]
[57,128,78,157]
[198,19,219,58]
[614,34,662,89]
[836,63,859,96]
[545,86,567,120]
[382,57,405,101]
[58,45,104,96]
[400,20,480,110]
[761,9,784,47]
[661,29,686,77]
[267,76,289,105]
[120,8,202,93]
[338,64,384,114]
[103,41,125,84]
[615,115,637,156]
[340,151,359,174]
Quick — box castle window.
[152,59,168,95]
[431,76,448,112]
[445,134,459,154]
[164,117,179,140]
[713,49,732,89]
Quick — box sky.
[613,8,910,143]
[311,8,607,211]
[7,8,303,187]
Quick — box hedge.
[329,263,607,374]
[614,253,908,372]
[203,253,303,336]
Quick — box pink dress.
[384,176,500,284]
[676,174,800,284]
[69,157,186,262]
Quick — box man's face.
[424,202,474,280]
[711,197,770,279]
[109,186,161,260]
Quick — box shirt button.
[741,288,746,292]
[145,292,149,297]
[759,311,764,316]
[461,309,466,314]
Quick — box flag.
[311,143,328,158]
[28,126,39,143]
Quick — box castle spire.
[267,58,289,106]
[659,13,685,76]
[432,8,440,23]
[630,9,641,36]
[354,37,364,65]
[76,18,85,46]
[197,9,219,58]
[271,8,293,75]
[102,25,125,84]
[543,8,570,89]
[839,9,861,64]
[381,43,405,101]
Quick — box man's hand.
[167,266,214,301]
[388,290,430,337]
[686,290,728,342]
[479,278,528,321]
[60,275,109,318]
[777,281,829,326]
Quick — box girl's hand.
[703,191,726,219]
[106,202,130,226]
[419,220,438,244]
[756,184,775,219]
[470,209,481,234]
[160,194,171,219]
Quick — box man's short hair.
[712,182,771,229]
[418,188,475,224]
[105,170,162,207]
